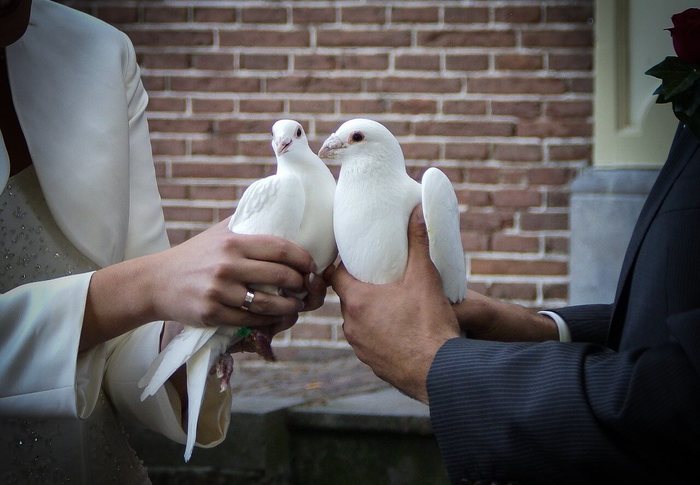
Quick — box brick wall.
[62,0,594,354]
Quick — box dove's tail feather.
[183,345,214,462]
[139,327,218,400]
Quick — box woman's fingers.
[234,233,316,275]
[233,259,306,292]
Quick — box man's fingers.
[330,262,354,297]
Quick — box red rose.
[669,8,700,65]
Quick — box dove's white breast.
[335,171,421,284]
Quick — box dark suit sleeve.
[549,303,612,344]
[427,311,700,484]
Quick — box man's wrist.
[538,311,571,342]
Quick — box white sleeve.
[0,272,103,417]
[538,310,572,343]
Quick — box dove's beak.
[274,137,293,156]
[318,134,345,159]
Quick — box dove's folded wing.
[138,326,218,400]
[229,174,305,241]
[421,167,466,303]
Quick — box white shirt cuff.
[538,311,571,343]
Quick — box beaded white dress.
[0,166,151,484]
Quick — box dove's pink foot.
[212,353,235,392]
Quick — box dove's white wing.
[229,173,305,241]
[138,326,219,400]
[421,167,466,303]
[183,344,217,462]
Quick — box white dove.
[319,118,465,303]
[139,119,336,461]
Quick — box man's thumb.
[406,205,437,277]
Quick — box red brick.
[461,232,489,251]
[461,211,514,232]
[144,7,187,23]
[139,53,189,69]
[444,7,489,23]
[443,100,487,115]
[391,99,437,114]
[240,54,288,70]
[295,54,388,71]
[238,140,273,157]
[416,121,513,137]
[469,77,567,95]
[147,97,186,112]
[457,189,491,206]
[445,143,489,160]
[167,229,189,246]
[170,76,260,93]
[340,98,388,114]
[191,136,238,156]
[516,121,591,138]
[148,118,212,134]
[392,7,439,23]
[220,30,309,47]
[239,99,284,113]
[151,139,186,156]
[192,98,234,114]
[548,144,591,161]
[570,77,593,93]
[172,162,270,179]
[547,191,571,208]
[126,30,213,47]
[267,76,362,93]
[163,206,214,223]
[471,259,567,276]
[218,119,278,135]
[401,142,440,160]
[491,234,539,253]
[543,284,568,300]
[495,6,542,23]
[493,144,542,162]
[446,55,489,71]
[520,213,568,231]
[241,8,287,24]
[317,29,411,47]
[193,7,236,22]
[493,190,542,208]
[293,7,335,24]
[546,101,592,118]
[290,99,335,113]
[192,54,235,71]
[549,53,593,71]
[495,54,543,71]
[95,6,138,24]
[342,6,386,24]
[547,5,594,23]
[153,161,167,178]
[488,283,537,300]
[419,30,516,47]
[492,101,542,119]
[190,186,236,201]
[522,29,593,48]
[545,236,569,254]
[395,55,440,71]
[528,168,575,186]
[369,77,461,94]
[157,183,188,199]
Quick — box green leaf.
[236,326,252,338]
[646,56,700,99]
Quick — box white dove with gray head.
[138,119,336,462]
[320,118,465,303]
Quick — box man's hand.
[332,206,460,404]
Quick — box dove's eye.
[351,131,364,143]
[296,128,302,138]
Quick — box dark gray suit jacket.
[428,124,700,484]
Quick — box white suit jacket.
[0,0,229,448]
